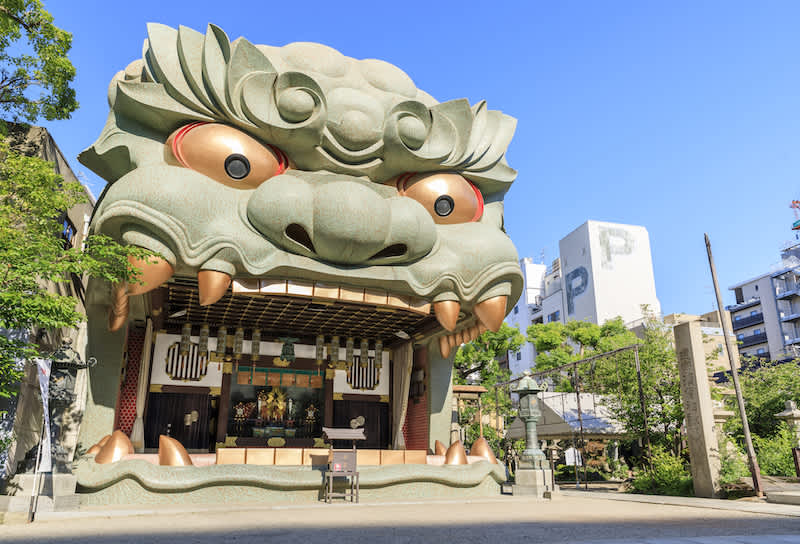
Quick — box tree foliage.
[0,0,77,122]
[453,322,525,385]
[0,140,149,400]
[453,322,525,452]
[527,317,638,371]
[725,359,800,440]
[528,314,683,455]
[752,422,797,477]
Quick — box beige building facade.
[663,311,739,372]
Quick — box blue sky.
[40,1,800,315]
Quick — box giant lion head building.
[73,23,522,503]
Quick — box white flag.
[35,358,52,473]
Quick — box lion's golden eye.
[397,172,483,224]
[167,122,287,189]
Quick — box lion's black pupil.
[434,195,454,217]
[224,154,250,180]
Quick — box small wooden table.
[322,427,366,503]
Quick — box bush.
[753,423,797,477]
[718,437,750,485]
[553,463,608,482]
[608,458,630,480]
[727,360,800,440]
[629,446,693,496]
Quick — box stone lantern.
[775,400,800,448]
[515,371,546,468]
[511,371,554,497]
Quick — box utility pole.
[705,233,764,497]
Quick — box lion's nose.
[247,174,436,265]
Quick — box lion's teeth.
[198,270,231,306]
[433,300,460,331]
[474,295,508,332]
[127,255,173,296]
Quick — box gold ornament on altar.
[257,389,270,420]
[305,403,318,424]
[265,388,286,421]
[233,401,248,423]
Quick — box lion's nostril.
[370,244,407,260]
[285,223,315,253]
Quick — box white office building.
[507,220,661,376]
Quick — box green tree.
[0,0,77,122]
[725,359,800,440]
[528,315,683,456]
[752,422,797,477]
[0,140,149,411]
[527,318,638,372]
[598,317,683,454]
[453,322,525,385]
[453,322,525,453]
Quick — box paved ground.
[2,492,800,543]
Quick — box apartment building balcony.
[783,336,800,346]
[776,285,800,299]
[739,333,768,348]
[732,313,764,330]
[781,311,800,322]
[726,298,760,312]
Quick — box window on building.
[750,310,758,317]
[755,285,759,292]
[737,333,744,341]
[515,352,521,361]
[513,306,519,315]
[734,314,742,321]
[756,348,766,355]
[717,343,723,351]
[61,216,77,248]
[547,311,560,323]
[753,328,761,336]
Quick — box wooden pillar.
[215,362,232,447]
[478,397,483,437]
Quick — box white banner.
[565,446,582,467]
[35,358,52,473]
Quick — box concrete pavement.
[1,492,799,543]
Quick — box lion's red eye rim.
[167,123,287,189]
[468,180,484,222]
[171,121,208,168]
[269,145,289,175]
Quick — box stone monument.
[674,320,722,498]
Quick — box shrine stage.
[74,457,506,506]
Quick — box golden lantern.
[233,327,244,358]
[180,323,192,356]
[216,327,227,356]
[251,328,261,362]
[198,324,209,356]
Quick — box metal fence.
[497,344,655,489]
